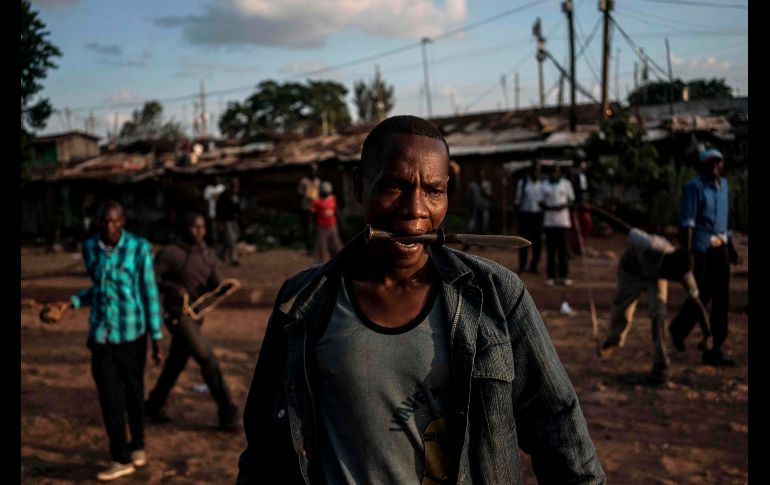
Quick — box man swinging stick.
[588,204,710,385]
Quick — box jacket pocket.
[472,340,515,383]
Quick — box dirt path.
[21,234,748,484]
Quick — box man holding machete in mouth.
[236,115,605,484]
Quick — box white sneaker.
[131,449,147,467]
[96,462,136,481]
[561,278,574,287]
[545,279,556,287]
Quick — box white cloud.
[104,90,145,104]
[671,52,732,74]
[156,0,467,48]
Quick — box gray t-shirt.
[619,227,676,280]
[315,274,456,484]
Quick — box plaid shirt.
[70,230,164,344]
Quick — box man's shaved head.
[96,200,124,221]
[360,115,449,178]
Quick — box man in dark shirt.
[145,212,239,431]
[236,116,604,484]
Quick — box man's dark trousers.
[670,246,730,352]
[518,211,543,272]
[544,227,569,279]
[146,315,235,421]
[89,335,147,464]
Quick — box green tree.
[685,78,734,100]
[21,0,62,133]
[21,0,62,166]
[627,79,685,106]
[218,80,351,141]
[627,78,734,106]
[584,116,675,226]
[119,101,182,141]
[353,69,395,123]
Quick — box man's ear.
[353,166,363,203]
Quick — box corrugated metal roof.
[27,100,747,184]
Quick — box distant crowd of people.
[478,147,738,384]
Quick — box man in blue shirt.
[49,200,165,481]
[669,148,734,366]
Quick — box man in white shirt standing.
[540,164,575,286]
[203,178,226,246]
[514,161,544,274]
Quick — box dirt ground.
[21,232,748,484]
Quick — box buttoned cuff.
[681,219,696,228]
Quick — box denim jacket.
[237,231,605,484]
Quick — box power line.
[635,0,747,9]
[610,15,669,80]
[543,49,599,103]
[432,0,549,41]
[614,3,736,30]
[574,15,602,87]
[381,35,531,76]
[628,29,747,38]
[65,0,549,114]
[464,45,538,111]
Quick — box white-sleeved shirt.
[515,177,544,213]
[203,183,226,218]
[541,177,575,228]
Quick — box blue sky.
[30,0,748,139]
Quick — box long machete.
[365,225,531,249]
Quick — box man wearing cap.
[669,148,734,366]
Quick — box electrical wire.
[635,0,747,9]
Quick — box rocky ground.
[21,232,748,484]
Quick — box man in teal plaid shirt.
[51,200,165,481]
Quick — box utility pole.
[199,80,208,137]
[634,62,639,93]
[558,73,565,111]
[563,0,577,132]
[421,38,433,118]
[418,84,425,117]
[192,101,200,137]
[614,48,620,103]
[449,91,458,115]
[640,48,649,105]
[65,107,72,131]
[633,62,641,123]
[500,74,510,110]
[665,37,674,117]
[533,18,546,109]
[375,64,385,122]
[600,0,614,118]
[514,72,520,111]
